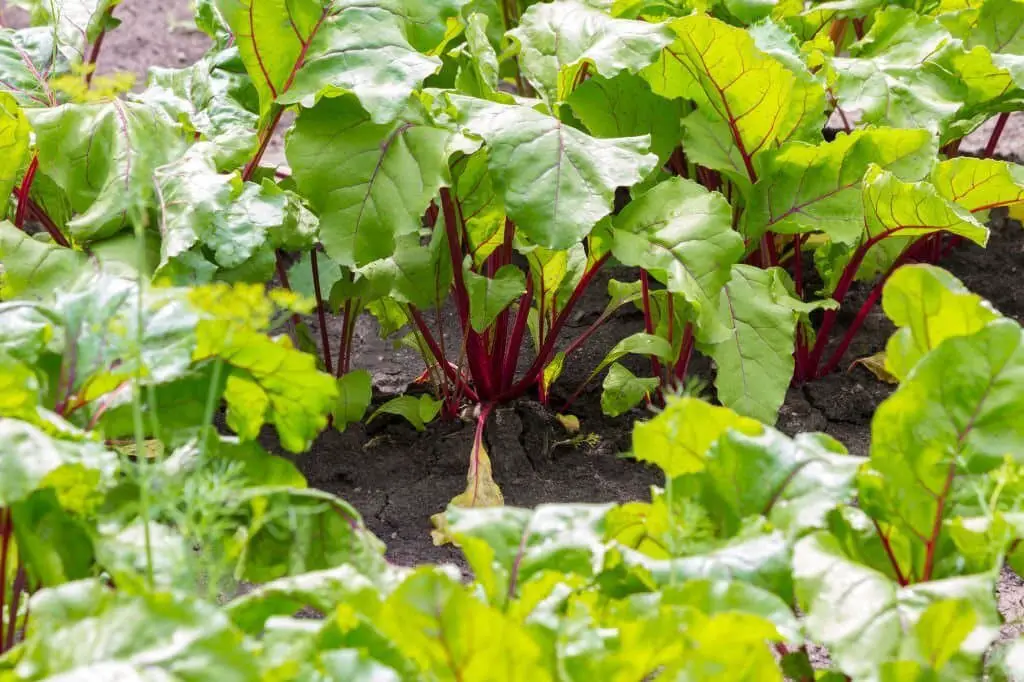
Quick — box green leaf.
[794,533,1000,679]
[567,72,684,176]
[861,319,1024,582]
[374,568,554,681]
[11,489,94,587]
[240,487,386,582]
[930,156,1024,216]
[744,128,938,244]
[191,303,338,452]
[882,264,1000,380]
[39,0,118,64]
[287,95,450,266]
[138,59,259,170]
[0,221,86,299]
[0,27,65,107]
[447,504,610,607]
[216,0,441,122]
[368,394,442,431]
[829,8,964,135]
[601,362,659,417]
[631,396,762,477]
[703,265,816,424]
[509,0,672,104]
[0,419,116,507]
[94,521,192,591]
[590,331,672,385]
[334,370,372,430]
[0,92,29,211]
[156,147,304,271]
[13,579,259,680]
[28,100,187,242]
[465,263,526,332]
[642,14,826,187]
[226,563,400,633]
[611,177,743,343]
[450,95,658,250]
[701,427,858,538]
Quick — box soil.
[7,0,1024,648]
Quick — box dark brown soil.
[10,0,1024,638]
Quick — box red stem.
[4,562,25,651]
[873,519,909,586]
[0,509,9,651]
[310,249,333,375]
[497,254,610,402]
[14,155,39,229]
[674,322,695,383]
[274,251,303,330]
[806,228,911,373]
[640,270,664,383]
[243,107,285,181]
[84,8,114,87]
[921,463,957,582]
[336,299,352,378]
[409,306,479,402]
[500,275,533,392]
[984,113,1010,159]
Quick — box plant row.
[0,263,1022,680]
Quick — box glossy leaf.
[0,27,63,107]
[882,264,1000,380]
[631,396,761,477]
[611,177,743,342]
[795,533,1000,679]
[287,95,450,266]
[745,128,937,244]
[368,394,442,432]
[28,100,187,242]
[704,265,824,424]
[510,0,672,104]
[600,362,659,417]
[450,94,658,249]
[930,156,1024,216]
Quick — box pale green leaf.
[334,369,372,430]
[601,362,659,417]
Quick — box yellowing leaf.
[851,351,899,384]
[631,397,761,477]
[431,426,503,546]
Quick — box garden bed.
[54,0,1024,638]
[12,0,1020,654]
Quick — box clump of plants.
[2,0,1024,521]
[1,263,1022,681]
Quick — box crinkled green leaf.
[795,533,1000,679]
[882,264,1000,380]
[13,579,259,681]
[288,94,450,266]
[239,487,387,583]
[0,27,64,107]
[510,0,672,104]
[631,396,762,477]
[137,59,259,171]
[447,503,611,607]
[601,362,659,417]
[217,0,442,123]
[611,177,743,343]
[830,8,964,135]
[451,94,658,249]
[28,100,187,242]
[38,0,118,64]
[94,521,192,591]
[0,418,115,508]
[745,128,937,244]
